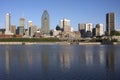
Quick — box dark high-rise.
[41,10,50,35]
[106,12,115,35]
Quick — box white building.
[60,20,63,29]
[95,24,104,36]
[5,13,13,35]
[78,23,93,32]
[60,18,71,32]
[85,23,93,32]
[78,23,93,37]
[28,21,33,27]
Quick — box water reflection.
[27,53,33,66]
[59,46,74,71]
[60,53,71,69]
[106,46,115,73]
[41,45,50,72]
[99,50,105,65]
[5,49,10,74]
[0,45,120,80]
[84,46,93,65]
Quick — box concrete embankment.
[0,42,57,45]
[0,42,120,45]
[79,42,101,45]
[0,42,23,45]
[113,42,120,45]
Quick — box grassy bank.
[0,38,60,42]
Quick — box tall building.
[78,23,86,37]
[28,21,33,27]
[20,18,25,27]
[95,24,104,36]
[41,10,50,35]
[106,12,115,35]
[78,23,93,37]
[60,20,63,29]
[78,23,86,31]
[19,18,25,35]
[11,25,16,35]
[85,23,93,32]
[60,18,71,32]
[5,13,13,35]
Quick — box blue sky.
[0,0,120,31]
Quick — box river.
[0,44,120,80]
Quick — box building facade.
[5,13,13,35]
[29,25,37,37]
[95,24,104,36]
[85,23,93,32]
[41,10,50,35]
[78,23,93,37]
[60,18,71,32]
[78,23,86,31]
[17,26,24,35]
[106,12,115,35]
[60,20,63,29]
[11,25,16,35]
[18,18,25,35]
[28,21,33,27]
[78,23,86,37]
[20,18,25,27]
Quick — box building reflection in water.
[19,52,25,69]
[99,50,105,65]
[84,46,93,65]
[27,52,33,67]
[41,45,50,72]
[59,46,73,71]
[5,48,10,74]
[106,46,115,73]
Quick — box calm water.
[0,44,120,80]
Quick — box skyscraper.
[20,18,25,27]
[11,25,16,35]
[106,12,115,35]
[78,23,93,37]
[60,18,71,32]
[95,24,104,36]
[28,21,33,27]
[5,13,13,35]
[78,23,86,31]
[5,13,10,34]
[41,10,50,35]
[18,18,25,35]
[85,23,93,32]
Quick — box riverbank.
[0,42,120,45]
[0,42,58,45]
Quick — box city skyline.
[0,0,120,31]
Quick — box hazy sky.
[0,0,120,30]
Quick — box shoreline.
[0,42,120,45]
[0,42,58,45]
